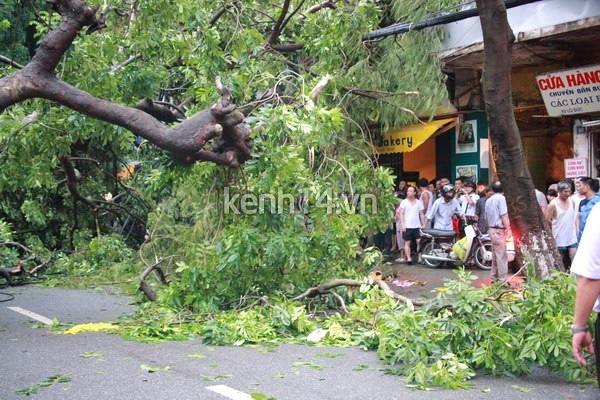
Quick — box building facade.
[371,0,600,188]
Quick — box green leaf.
[80,351,104,360]
[201,374,233,381]
[141,364,171,373]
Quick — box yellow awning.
[373,118,457,154]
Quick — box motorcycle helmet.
[441,184,455,199]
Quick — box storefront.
[372,113,492,185]
[368,0,600,188]
[536,65,600,182]
[439,0,600,188]
[372,118,456,184]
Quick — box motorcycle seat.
[422,228,456,238]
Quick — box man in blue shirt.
[578,178,600,244]
[424,184,462,231]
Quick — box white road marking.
[206,384,254,400]
[7,306,54,325]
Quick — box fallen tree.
[0,0,252,168]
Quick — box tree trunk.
[476,0,562,278]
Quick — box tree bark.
[0,0,252,168]
[291,278,424,306]
[476,0,562,278]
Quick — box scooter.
[419,223,501,270]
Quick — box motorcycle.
[419,223,514,270]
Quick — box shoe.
[407,261,414,266]
[384,261,392,265]
[394,258,407,263]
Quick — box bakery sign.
[537,64,600,117]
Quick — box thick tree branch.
[270,43,305,53]
[135,98,185,123]
[291,278,363,300]
[0,0,252,168]
[266,0,292,47]
[291,277,425,306]
[37,0,104,72]
[0,242,50,283]
[1,240,36,255]
[209,0,241,25]
[267,0,339,53]
[0,267,15,285]
[139,256,176,301]
[281,0,307,34]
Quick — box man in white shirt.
[546,180,578,270]
[398,185,425,265]
[571,202,600,369]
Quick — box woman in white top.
[459,181,479,226]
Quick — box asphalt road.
[0,285,598,400]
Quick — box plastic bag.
[452,236,468,260]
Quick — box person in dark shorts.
[398,185,426,264]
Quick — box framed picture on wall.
[456,165,478,183]
[456,120,478,153]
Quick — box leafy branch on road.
[110,268,594,390]
[15,374,71,396]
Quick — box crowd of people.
[378,175,600,281]
[381,176,490,266]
